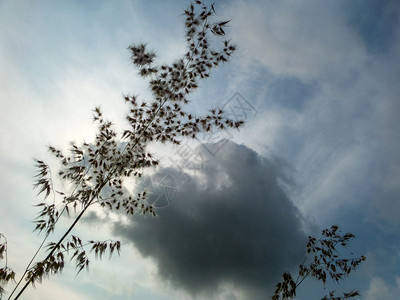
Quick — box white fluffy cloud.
[365,277,400,300]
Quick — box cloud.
[226,0,368,81]
[219,0,400,231]
[342,0,400,55]
[112,141,306,299]
[365,277,400,300]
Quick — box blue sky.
[0,0,399,299]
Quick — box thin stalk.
[7,233,48,300]
[12,193,97,300]
[12,83,171,300]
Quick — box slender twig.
[12,80,173,300]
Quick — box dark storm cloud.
[113,141,306,297]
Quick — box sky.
[0,0,399,299]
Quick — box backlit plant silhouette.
[272,225,366,300]
[0,2,241,299]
